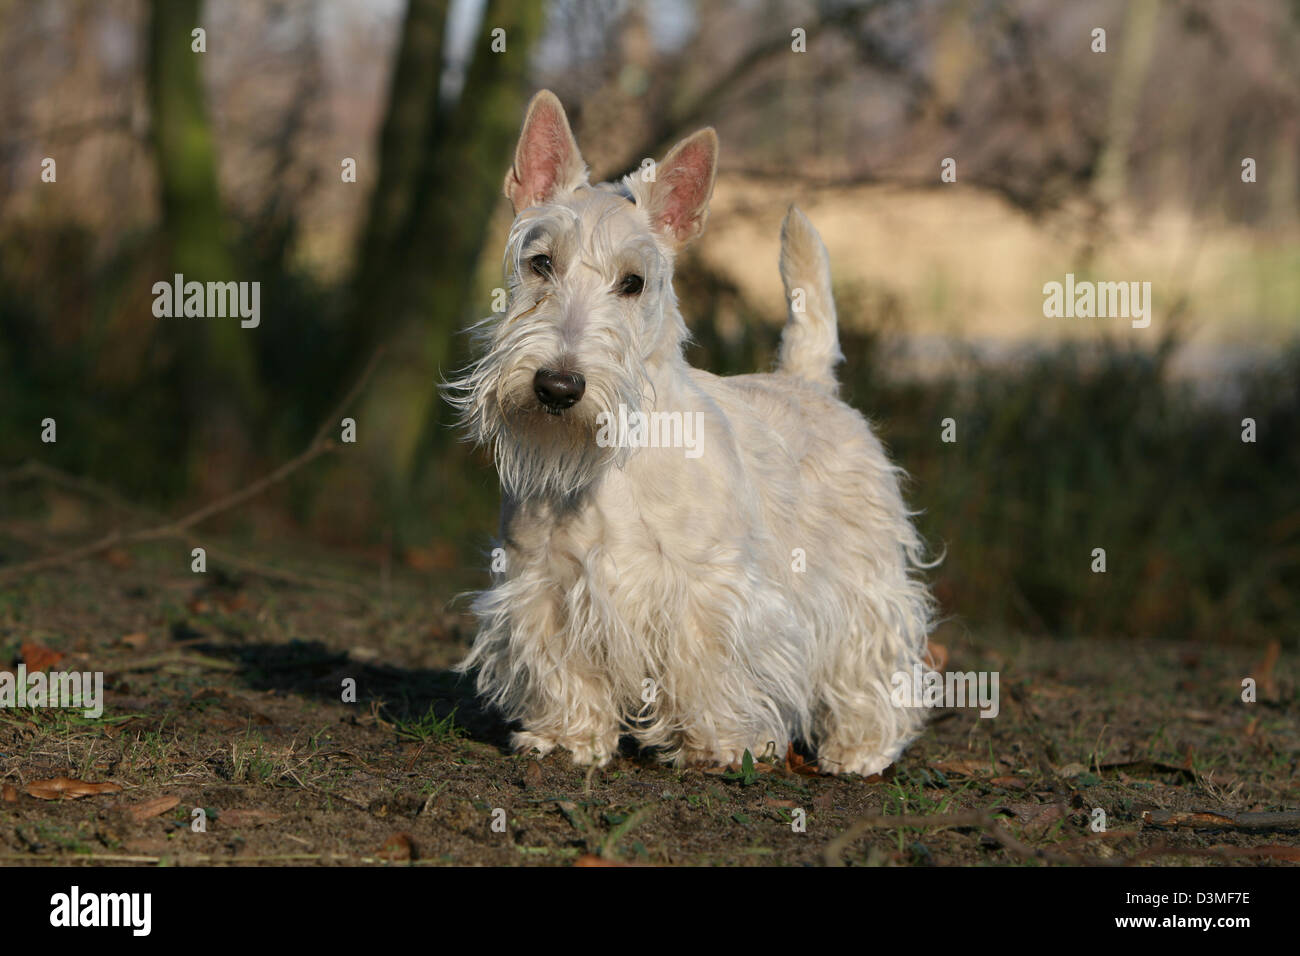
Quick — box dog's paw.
[818,747,896,778]
[679,746,743,769]
[512,730,615,767]
[563,738,616,768]
[511,730,559,758]
[679,740,783,770]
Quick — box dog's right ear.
[504,90,588,213]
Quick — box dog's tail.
[777,206,843,389]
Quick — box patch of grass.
[392,705,465,743]
[231,732,285,784]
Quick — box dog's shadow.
[187,636,514,750]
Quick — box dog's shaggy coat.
[446,90,933,775]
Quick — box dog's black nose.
[533,369,586,411]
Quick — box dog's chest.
[506,469,730,616]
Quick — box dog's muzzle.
[533,369,586,413]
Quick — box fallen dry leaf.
[1019,803,1067,838]
[20,642,65,672]
[1252,639,1280,699]
[26,777,123,800]
[101,718,143,740]
[128,795,180,822]
[118,632,149,650]
[784,743,822,776]
[523,760,544,789]
[762,797,796,809]
[216,592,250,613]
[377,832,415,861]
[2,784,17,802]
[102,547,133,569]
[219,809,282,827]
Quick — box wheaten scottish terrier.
[447,90,933,776]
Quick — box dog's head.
[448,89,718,500]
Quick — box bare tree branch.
[0,349,385,585]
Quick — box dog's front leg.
[510,664,622,769]
[655,587,796,769]
[470,575,622,767]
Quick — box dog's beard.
[493,374,627,500]
[447,350,644,501]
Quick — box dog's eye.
[617,274,644,297]
[529,254,552,279]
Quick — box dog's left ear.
[645,128,718,247]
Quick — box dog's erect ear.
[504,90,588,213]
[645,128,718,247]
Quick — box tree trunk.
[348,0,544,505]
[348,0,449,333]
[147,0,259,492]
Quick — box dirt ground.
[0,542,1296,867]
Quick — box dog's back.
[686,209,935,774]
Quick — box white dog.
[447,90,933,775]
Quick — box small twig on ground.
[108,651,241,673]
[1142,809,1300,831]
